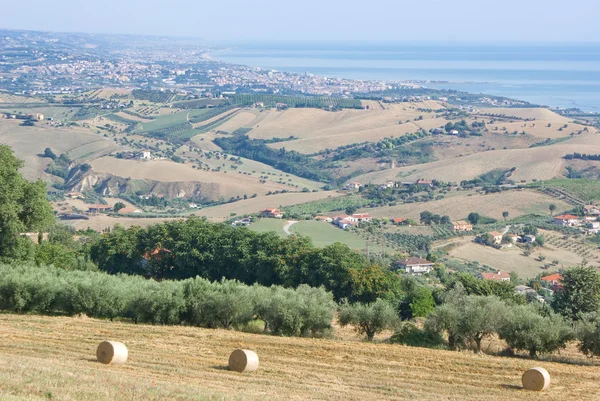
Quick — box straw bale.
[522,367,550,391]
[228,349,259,373]
[96,341,128,365]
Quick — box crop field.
[356,138,600,184]
[363,190,571,222]
[193,191,343,221]
[0,119,117,181]
[1,314,599,401]
[446,237,584,278]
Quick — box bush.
[390,322,445,349]
[577,311,600,358]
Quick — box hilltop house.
[451,220,473,232]
[260,208,284,218]
[397,257,435,275]
[477,271,511,282]
[553,214,579,226]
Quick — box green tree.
[338,299,399,341]
[467,212,481,225]
[577,311,600,358]
[502,211,509,222]
[43,147,57,160]
[549,204,557,216]
[425,295,507,352]
[113,202,126,212]
[0,145,54,261]
[498,304,574,357]
[552,267,600,320]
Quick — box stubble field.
[1,314,599,401]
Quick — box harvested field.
[65,214,178,232]
[0,120,117,181]
[356,138,600,184]
[0,313,598,401]
[364,190,571,221]
[213,103,446,153]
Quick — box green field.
[250,219,394,251]
[248,218,287,236]
[530,179,600,202]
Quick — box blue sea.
[212,42,600,112]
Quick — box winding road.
[283,220,298,235]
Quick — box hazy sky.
[1,0,599,42]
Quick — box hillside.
[1,314,597,401]
[355,138,600,184]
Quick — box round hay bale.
[522,367,550,391]
[96,341,128,365]
[228,349,259,373]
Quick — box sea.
[211,42,600,112]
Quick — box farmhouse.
[391,217,408,225]
[344,182,362,190]
[553,214,579,226]
[87,204,113,213]
[506,233,519,243]
[139,151,152,160]
[489,231,503,245]
[336,219,356,230]
[416,179,433,188]
[477,271,511,282]
[451,220,473,232]
[524,235,536,243]
[397,257,435,275]
[259,208,284,218]
[349,213,372,223]
[541,273,563,291]
[314,216,333,222]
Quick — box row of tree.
[0,264,336,337]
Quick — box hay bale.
[228,349,259,373]
[96,341,128,365]
[522,367,550,391]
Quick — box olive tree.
[338,298,399,341]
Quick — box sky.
[1,0,599,42]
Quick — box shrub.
[390,322,445,349]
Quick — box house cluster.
[331,213,372,229]
[476,231,535,246]
[116,151,153,160]
[231,217,252,227]
[343,178,435,192]
[554,211,600,234]
[451,220,473,232]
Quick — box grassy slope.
[1,314,598,401]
